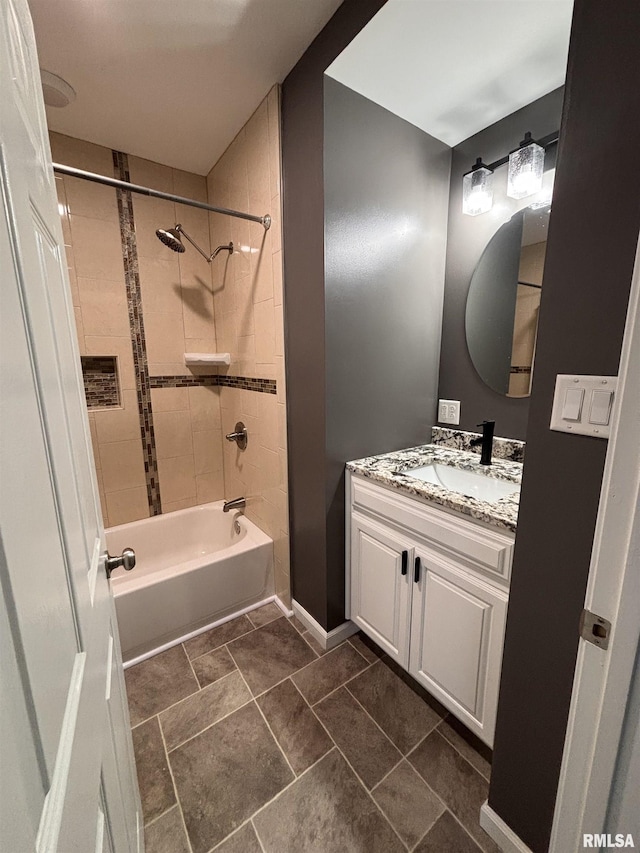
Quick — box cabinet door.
[409,549,508,746]
[350,512,412,666]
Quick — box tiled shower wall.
[50,86,290,603]
[206,88,290,606]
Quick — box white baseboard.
[291,599,358,650]
[273,595,294,618]
[480,803,533,853]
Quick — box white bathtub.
[107,501,274,663]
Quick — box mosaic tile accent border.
[510,365,532,374]
[113,150,162,515]
[149,375,277,394]
[81,356,120,409]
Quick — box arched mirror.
[465,198,551,397]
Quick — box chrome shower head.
[156,226,185,253]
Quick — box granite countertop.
[346,444,522,532]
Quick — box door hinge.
[580,609,611,650]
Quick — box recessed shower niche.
[81,355,120,410]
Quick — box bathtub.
[107,501,274,663]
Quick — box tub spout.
[223,497,246,513]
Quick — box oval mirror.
[465,201,551,397]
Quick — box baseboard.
[480,803,533,853]
[273,595,294,618]
[291,599,359,650]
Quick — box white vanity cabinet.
[346,471,515,746]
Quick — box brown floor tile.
[253,749,405,853]
[125,645,199,726]
[144,806,189,853]
[314,687,401,789]
[191,645,237,688]
[348,660,442,753]
[437,717,492,781]
[409,731,499,853]
[257,679,333,775]
[161,671,252,750]
[169,702,294,853]
[247,602,282,628]
[213,821,263,852]
[300,630,325,656]
[132,717,175,823]
[372,760,444,847]
[291,643,369,705]
[183,615,254,660]
[288,615,306,634]
[415,810,482,853]
[227,617,316,695]
[349,633,383,664]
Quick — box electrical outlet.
[438,399,460,425]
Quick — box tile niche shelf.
[184,352,231,367]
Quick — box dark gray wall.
[324,78,451,627]
[438,89,564,440]
[282,0,387,631]
[489,1,640,850]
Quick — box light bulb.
[507,136,544,200]
[463,160,494,216]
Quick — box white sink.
[403,463,520,503]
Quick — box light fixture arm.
[481,129,560,173]
[175,224,233,263]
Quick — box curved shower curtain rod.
[52,163,271,230]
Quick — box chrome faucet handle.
[225,421,248,451]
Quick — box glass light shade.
[507,140,544,199]
[462,164,494,216]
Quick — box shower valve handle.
[225,422,248,451]
[105,547,136,579]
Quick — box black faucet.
[470,420,495,465]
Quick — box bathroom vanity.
[345,438,522,747]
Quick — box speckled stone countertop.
[346,444,522,533]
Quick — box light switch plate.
[438,399,460,425]
[550,375,618,438]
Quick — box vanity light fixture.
[507,132,545,199]
[462,158,494,216]
[463,129,559,216]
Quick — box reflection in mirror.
[465,176,552,398]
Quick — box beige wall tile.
[99,439,147,493]
[196,471,225,505]
[162,497,197,514]
[257,392,278,450]
[157,455,196,504]
[49,132,114,175]
[94,390,140,444]
[106,487,150,527]
[64,176,119,223]
[148,362,191,377]
[193,430,222,475]
[188,386,221,432]
[254,299,276,363]
[70,216,125,281]
[138,255,183,315]
[144,313,185,364]
[173,169,207,202]
[154,410,193,460]
[150,387,189,413]
[74,307,85,353]
[128,156,174,193]
[272,250,283,307]
[78,277,129,337]
[249,231,273,303]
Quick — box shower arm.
[176,225,233,263]
[51,163,271,230]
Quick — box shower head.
[156,222,233,263]
[156,226,185,253]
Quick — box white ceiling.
[29,0,343,175]
[326,0,573,147]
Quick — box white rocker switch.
[562,388,584,421]
[589,389,614,425]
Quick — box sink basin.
[403,463,520,503]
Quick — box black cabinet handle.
[401,550,408,576]
[414,556,421,583]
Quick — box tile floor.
[126,603,499,853]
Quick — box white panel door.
[0,0,141,850]
[409,549,508,746]
[350,512,411,665]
